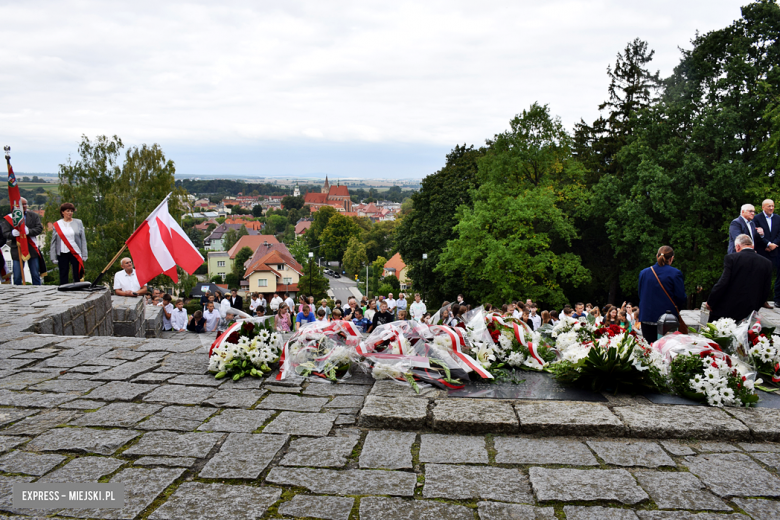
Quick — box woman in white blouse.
[50,203,88,285]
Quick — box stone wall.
[0,285,113,337]
[145,305,164,338]
[111,296,146,338]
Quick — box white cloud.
[0,0,746,174]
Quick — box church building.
[303,175,353,213]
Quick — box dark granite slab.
[448,371,607,402]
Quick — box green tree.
[363,220,397,262]
[319,214,361,263]
[366,256,387,298]
[232,246,253,279]
[307,206,338,249]
[297,259,330,301]
[281,195,305,210]
[223,225,248,252]
[251,204,264,217]
[343,236,368,277]
[266,214,287,234]
[287,236,310,265]
[186,227,205,248]
[382,274,401,291]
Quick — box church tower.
[322,175,330,194]
[293,182,300,197]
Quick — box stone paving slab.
[752,451,780,470]
[90,360,160,381]
[323,395,365,409]
[419,433,488,464]
[0,407,39,428]
[684,452,780,497]
[0,370,60,390]
[137,416,204,431]
[278,495,354,520]
[516,402,625,436]
[586,440,676,468]
[564,506,639,520]
[359,430,416,469]
[368,380,440,398]
[37,456,125,483]
[358,396,428,429]
[3,410,80,435]
[424,463,534,503]
[263,411,336,436]
[124,430,223,458]
[725,407,780,441]
[58,467,184,519]
[0,475,35,514]
[698,441,740,452]
[738,442,780,452]
[280,434,359,467]
[256,393,329,412]
[25,428,140,455]
[166,374,225,387]
[477,501,556,520]
[85,381,159,401]
[156,405,216,422]
[149,482,281,520]
[495,437,599,466]
[659,440,696,456]
[635,513,749,520]
[0,450,66,476]
[199,432,287,479]
[529,467,649,504]
[133,457,197,467]
[303,383,371,396]
[59,399,105,410]
[732,498,780,520]
[197,409,273,432]
[634,471,729,511]
[614,405,751,440]
[71,402,160,428]
[266,467,417,496]
[29,379,104,393]
[143,385,216,405]
[359,496,474,520]
[202,389,265,408]
[0,436,29,454]
[0,389,76,408]
[432,398,519,434]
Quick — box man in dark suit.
[753,199,780,304]
[707,234,773,322]
[228,289,243,312]
[0,197,45,285]
[728,204,766,254]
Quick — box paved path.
[327,273,364,302]
[1,333,779,519]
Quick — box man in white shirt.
[203,302,220,332]
[529,303,542,330]
[170,299,188,332]
[258,293,267,311]
[113,257,148,297]
[284,292,295,313]
[270,293,283,312]
[512,303,522,320]
[409,293,426,321]
[386,293,397,317]
[396,293,407,316]
[249,293,261,315]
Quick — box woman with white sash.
[50,203,88,285]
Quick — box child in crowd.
[368,300,394,333]
[187,310,206,333]
[161,294,173,331]
[331,308,343,321]
[275,305,291,332]
[396,309,408,321]
[170,299,188,332]
[203,302,220,332]
[296,304,317,331]
[249,293,261,315]
[255,305,266,318]
[618,310,632,332]
[316,308,329,322]
[352,308,371,332]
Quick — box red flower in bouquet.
[490,329,500,342]
[226,331,240,344]
[242,322,255,334]
[608,324,622,337]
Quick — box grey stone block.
[86,381,159,401]
[0,450,66,476]
[38,456,124,483]
[266,467,417,496]
[477,502,556,520]
[281,434,359,468]
[529,467,649,504]
[148,482,281,520]
[199,433,287,479]
[685,452,780,497]
[134,456,197,467]
[256,393,328,412]
[659,440,696,456]
[25,427,140,455]
[614,405,750,440]
[360,497,473,520]
[432,398,519,433]
[732,498,780,520]
[124,430,222,458]
[516,402,625,436]
[725,407,780,441]
[303,383,370,396]
[358,396,429,429]
[71,402,161,428]
[564,506,639,520]
[359,430,415,469]
[3,409,81,435]
[495,437,599,466]
[0,436,30,454]
[143,385,216,405]
[419,433,488,464]
[203,389,265,408]
[424,464,534,503]
[263,411,336,436]
[196,409,273,432]
[634,471,729,510]
[278,495,354,520]
[587,440,676,468]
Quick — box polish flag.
[126,194,204,287]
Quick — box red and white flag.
[126,194,203,287]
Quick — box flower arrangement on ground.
[484,313,556,374]
[745,331,780,385]
[700,317,738,353]
[278,321,361,382]
[208,319,283,381]
[669,347,759,407]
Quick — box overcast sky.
[2,0,748,178]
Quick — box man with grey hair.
[754,199,780,304]
[0,197,44,285]
[728,204,766,254]
[707,234,772,321]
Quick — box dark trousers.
[641,323,658,343]
[770,254,780,302]
[58,252,82,285]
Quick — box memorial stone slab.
[202,389,265,408]
[90,360,160,381]
[143,385,216,405]
[25,428,140,455]
[495,437,599,466]
[303,384,370,397]
[3,410,80,435]
[38,457,124,483]
[477,502,556,520]
[196,409,273,432]
[658,440,696,456]
[359,430,415,469]
[529,468,649,504]
[424,464,534,503]
[368,380,439,398]
[0,450,65,476]
[256,393,328,412]
[0,370,59,390]
[166,375,225,387]
[0,436,29,454]
[71,402,161,428]
[86,381,159,401]
[615,405,750,440]
[134,457,197,467]
[0,407,38,428]
[586,440,675,468]
[323,395,364,409]
[432,398,519,434]
[724,407,780,441]
[449,371,608,401]
[0,389,75,408]
[634,471,729,511]
[684,452,780,497]
[155,353,204,373]
[148,482,281,520]
[278,495,354,520]
[199,433,287,479]
[266,467,416,496]
[516,402,624,436]
[358,396,428,429]
[359,497,473,520]
[156,405,216,422]
[419,434,488,464]
[263,411,336,436]
[58,467,184,520]
[281,434,359,467]
[698,441,740,452]
[563,506,640,520]
[124,430,223,458]
[732,498,780,520]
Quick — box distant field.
[18,182,59,195]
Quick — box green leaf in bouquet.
[404,372,421,394]
[757,385,780,393]
[586,314,596,326]
[214,371,227,379]
[233,373,241,381]
[762,326,776,337]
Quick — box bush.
[377,283,394,296]
[185,300,202,315]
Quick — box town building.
[303,175,354,213]
[206,234,279,280]
[204,223,260,251]
[383,252,410,290]
[241,242,303,295]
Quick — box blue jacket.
[728,216,766,254]
[753,211,780,259]
[638,263,687,324]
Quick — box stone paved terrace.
[1,329,780,519]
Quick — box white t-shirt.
[270,296,283,311]
[203,309,220,331]
[410,301,427,320]
[56,219,80,255]
[284,297,295,312]
[171,308,188,331]
[364,308,376,321]
[386,298,396,311]
[162,303,174,330]
[258,297,267,309]
[513,309,521,320]
[249,298,261,311]
[220,298,231,318]
[530,313,542,330]
[113,269,141,293]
